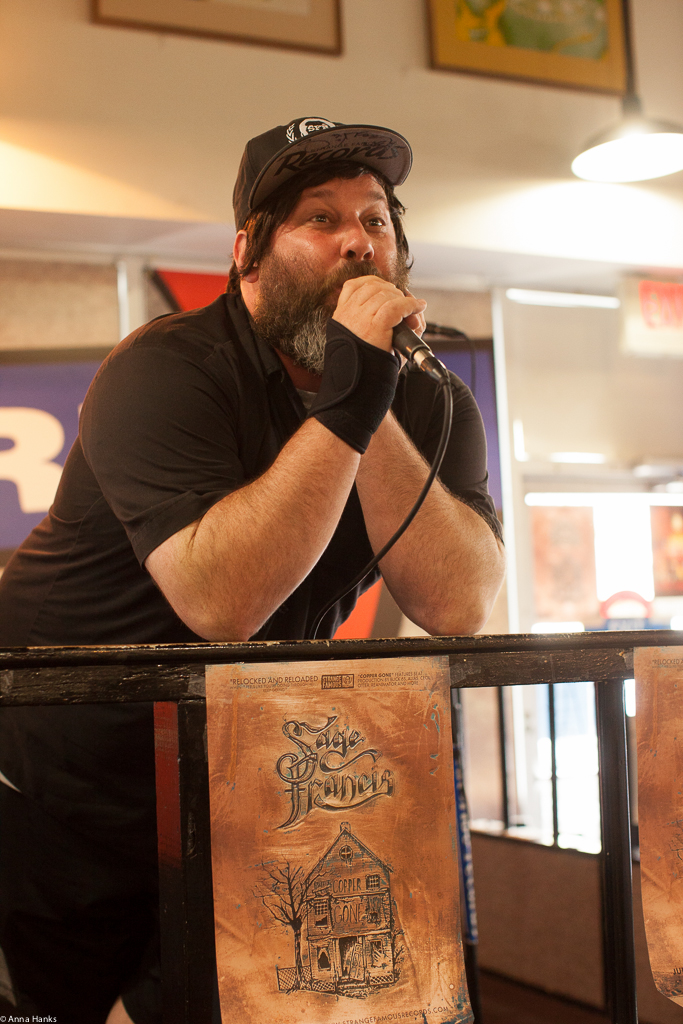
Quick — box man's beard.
[251,251,410,376]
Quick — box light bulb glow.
[572,132,683,183]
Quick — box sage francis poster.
[635,646,683,1005]
[206,655,471,1024]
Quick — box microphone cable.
[308,367,453,641]
[424,322,476,399]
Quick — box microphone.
[392,322,449,383]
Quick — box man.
[0,117,504,1023]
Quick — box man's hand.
[106,998,134,1024]
[332,276,426,351]
[146,277,424,643]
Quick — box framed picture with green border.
[426,0,627,94]
[92,0,341,55]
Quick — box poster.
[635,646,683,1004]
[531,506,600,626]
[651,507,683,597]
[206,655,471,1024]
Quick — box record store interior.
[1,2,683,1023]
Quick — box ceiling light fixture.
[572,1,683,183]
[505,289,619,309]
[525,493,683,507]
[549,452,606,464]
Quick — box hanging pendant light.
[571,1,683,183]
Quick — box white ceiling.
[0,206,659,296]
[0,0,682,281]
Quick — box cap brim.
[249,124,412,214]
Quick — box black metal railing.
[1,628,678,1023]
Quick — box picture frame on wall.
[426,0,627,94]
[92,0,341,55]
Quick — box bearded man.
[0,118,504,1023]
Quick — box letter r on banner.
[0,407,64,513]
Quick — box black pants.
[0,783,161,1023]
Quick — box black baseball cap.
[232,116,413,229]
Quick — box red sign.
[639,280,683,330]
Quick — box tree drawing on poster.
[257,823,405,999]
[255,859,322,993]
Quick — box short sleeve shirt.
[0,292,501,648]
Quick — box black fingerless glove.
[307,319,400,454]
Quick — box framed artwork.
[92,0,341,55]
[426,0,627,94]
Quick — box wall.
[0,0,682,275]
[418,289,492,341]
[472,833,683,1024]
[504,300,683,469]
[0,257,118,349]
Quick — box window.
[369,939,384,966]
[366,896,382,925]
[366,874,380,890]
[486,287,683,857]
[460,680,601,853]
[339,845,353,864]
[313,899,329,926]
[317,948,331,971]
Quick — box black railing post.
[549,683,559,845]
[155,697,216,1024]
[595,678,638,1024]
[496,688,510,831]
[451,689,483,1022]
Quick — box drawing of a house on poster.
[274,821,398,997]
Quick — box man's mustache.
[315,261,383,307]
[326,261,382,287]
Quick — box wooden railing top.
[1,628,681,669]
[0,629,681,705]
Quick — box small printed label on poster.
[635,646,683,1005]
[206,655,471,1024]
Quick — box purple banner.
[0,360,101,549]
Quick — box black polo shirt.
[0,291,500,648]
